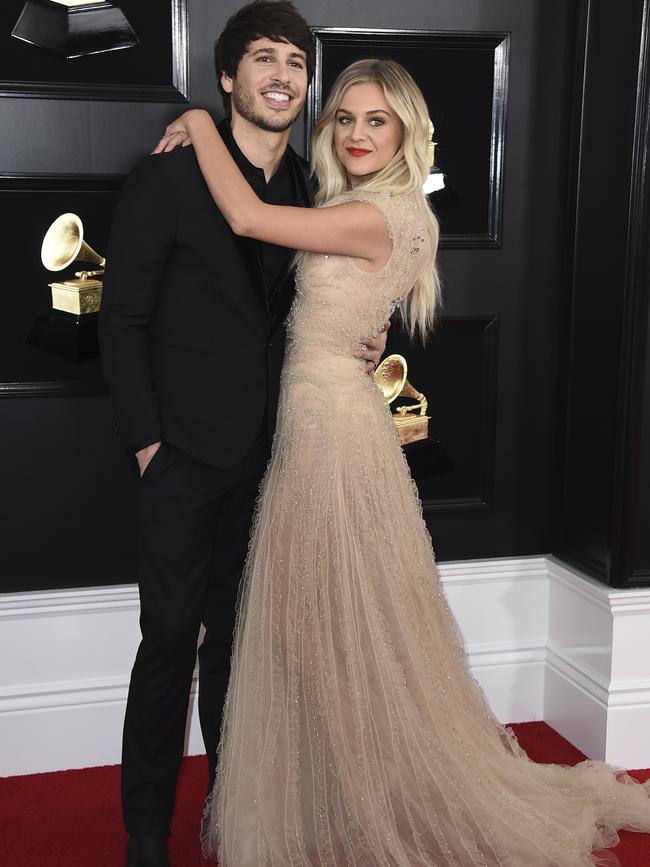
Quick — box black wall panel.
[554,0,650,587]
[634,303,650,579]
[387,316,498,514]
[0,175,120,394]
[0,396,138,591]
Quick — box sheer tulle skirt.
[202,364,650,867]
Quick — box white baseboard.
[2,556,649,776]
[543,557,650,768]
[439,557,549,725]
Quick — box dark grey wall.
[0,1,571,172]
[0,0,576,591]
[554,0,650,588]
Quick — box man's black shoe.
[126,835,171,867]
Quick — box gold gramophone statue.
[423,120,443,196]
[25,213,105,361]
[42,213,105,314]
[374,354,430,445]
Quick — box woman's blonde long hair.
[310,58,442,339]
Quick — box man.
[98,2,386,865]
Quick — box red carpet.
[1,722,648,866]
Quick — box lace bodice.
[285,189,429,371]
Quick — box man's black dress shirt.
[219,122,296,300]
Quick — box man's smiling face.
[221,38,308,133]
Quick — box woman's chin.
[346,168,380,188]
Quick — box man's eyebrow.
[249,47,307,61]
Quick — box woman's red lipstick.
[346,147,372,157]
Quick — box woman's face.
[333,82,403,187]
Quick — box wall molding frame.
[0,0,190,103]
[421,315,499,513]
[306,28,510,249]
[0,172,124,399]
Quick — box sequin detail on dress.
[202,190,650,867]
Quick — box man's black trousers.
[121,426,269,836]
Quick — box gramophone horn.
[374,354,408,404]
[375,353,428,416]
[41,213,105,272]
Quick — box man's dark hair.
[214,0,314,117]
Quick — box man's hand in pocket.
[136,442,162,477]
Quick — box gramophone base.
[393,413,430,446]
[26,308,99,362]
[12,0,140,60]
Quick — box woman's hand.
[151,109,213,154]
[356,320,390,375]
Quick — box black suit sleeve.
[98,155,178,453]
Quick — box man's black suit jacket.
[98,126,312,469]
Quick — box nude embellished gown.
[202,190,650,867]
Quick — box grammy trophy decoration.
[41,213,105,313]
[374,354,430,445]
[12,0,140,60]
[25,213,105,361]
[422,119,449,198]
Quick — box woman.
[155,59,650,867]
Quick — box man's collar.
[217,117,291,182]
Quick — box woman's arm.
[154,110,392,267]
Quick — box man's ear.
[220,71,234,94]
